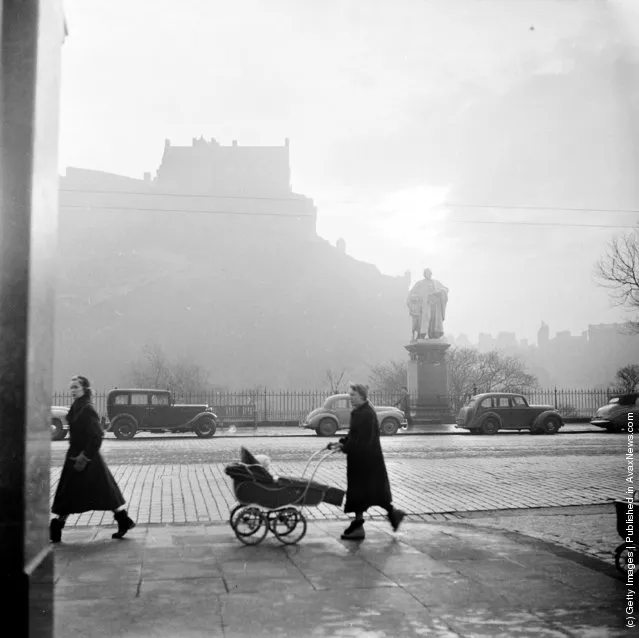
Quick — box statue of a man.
[407,268,449,340]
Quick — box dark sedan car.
[106,389,219,439]
[591,393,638,433]
[455,392,564,435]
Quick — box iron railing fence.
[52,387,620,423]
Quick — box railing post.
[553,386,558,410]
[263,387,268,423]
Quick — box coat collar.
[352,400,370,413]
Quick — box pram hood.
[224,447,276,484]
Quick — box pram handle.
[300,446,338,478]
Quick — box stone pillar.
[0,2,65,636]
[405,340,453,423]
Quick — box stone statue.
[407,268,449,340]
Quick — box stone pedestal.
[404,339,453,423]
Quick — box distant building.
[478,333,495,352]
[538,321,550,349]
[156,136,292,196]
[60,136,318,240]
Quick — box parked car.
[455,392,564,435]
[298,393,408,436]
[106,389,220,440]
[51,405,70,441]
[591,393,638,433]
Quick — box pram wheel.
[231,506,268,545]
[615,543,630,573]
[229,504,243,527]
[268,507,307,545]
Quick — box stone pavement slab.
[52,521,631,637]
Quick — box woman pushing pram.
[328,382,405,540]
[224,382,405,545]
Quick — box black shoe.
[340,519,365,540]
[50,518,65,543]
[389,508,406,532]
[112,510,136,539]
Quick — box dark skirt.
[52,452,125,516]
[344,452,392,514]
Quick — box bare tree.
[596,231,639,332]
[447,347,538,411]
[325,368,347,394]
[368,360,407,393]
[127,344,210,396]
[129,343,172,389]
[614,364,639,393]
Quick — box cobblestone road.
[50,427,624,465]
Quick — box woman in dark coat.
[50,375,136,543]
[330,383,405,540]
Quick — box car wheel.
[112,417,137,440]
[543,417,561,435]
[530,423,545,435]
[194,416,217,438]
[615,543,630,573]
[480,418,500,435]
[469,429,481,435]
[317,418,338,437]
[51,418,66,441]
[380,418,399,436]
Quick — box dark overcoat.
[52,396,125,516]
[339,400,392,513]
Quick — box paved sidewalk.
[50,455,620,527]
[455,504,621,565]
[51,520,629,637]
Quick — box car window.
[512,396,527,407]
[113,394,128,405]
[151,394,169,406]
[130,393,148,405]
[497,397,510,408]
[608,398,620,404]
[480,397,493,408]
[332,399,350,409]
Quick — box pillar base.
[405,339,454,424]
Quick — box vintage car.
[590,393,638,433]
[455,392,564,435]
[298,393,408,436]
[51,405,70,441]
[106,389,220,440]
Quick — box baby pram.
[613,491,637,574]
[224,446,345,545]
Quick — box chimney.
[143,172,151,182]
[285,137,290,147]
[164,138,171,148]
[232,140,238,147]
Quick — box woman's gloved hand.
[70,451,90,472]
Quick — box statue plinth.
[404,339,453,424]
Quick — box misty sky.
[59,0,639,343]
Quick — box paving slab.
[52,520,630,638]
